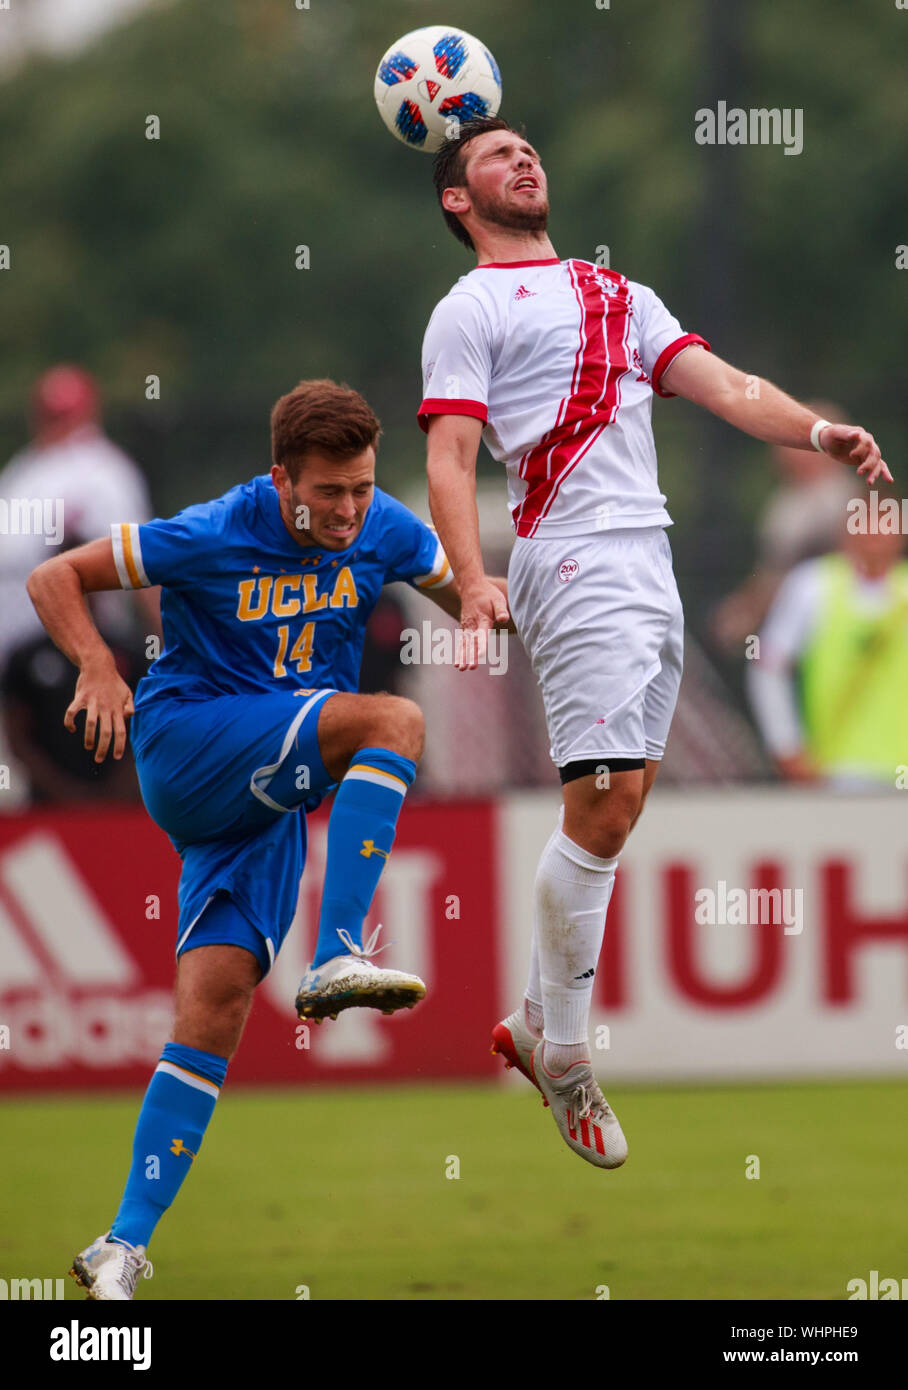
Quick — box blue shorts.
[185,892,275,977]
[131,687,338,974]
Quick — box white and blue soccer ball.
[374,26,502,154]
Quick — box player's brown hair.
[270,379,381,481]
[432,115,522,251]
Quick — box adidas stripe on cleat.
[530,1042,628,1169]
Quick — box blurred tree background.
[1,0,905,639]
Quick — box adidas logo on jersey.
[513,284,537,301]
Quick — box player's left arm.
[659,346,892,484]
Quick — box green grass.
[2,1080,905,1300]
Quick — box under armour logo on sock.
[170,1138,197,1162]
[360,839,389,860]
[574,968,596,980]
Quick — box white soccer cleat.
[295,925,426,1022]
[69,1232,154,1300]
[530,1043,628,1170]
[490,1010,547,1102]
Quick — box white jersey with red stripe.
[418,257,709,539]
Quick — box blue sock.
[311,746,416,968]
[109,1042,228,1250]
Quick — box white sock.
[523,820,562,1037]
[525,932,542,1007]
[523,996,544,1037]
[534,829,618,1059]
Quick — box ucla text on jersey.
[110,475,451,707]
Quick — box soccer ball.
[374,26,502,154]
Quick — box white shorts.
[508,526,684,767]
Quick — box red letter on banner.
[666,862,785,1007]
[596,868,626,1009]
[822,861,908,1004]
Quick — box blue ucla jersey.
[110,475,451,708]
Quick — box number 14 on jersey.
[273,622,315,677]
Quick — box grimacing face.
[447,130,550,235]
[271,447,375,551]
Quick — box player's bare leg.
[172,944,261,1058]
[315,690,425,775]
[563,759,660,856]
[628,758,661,833]
[294,692,429,1021]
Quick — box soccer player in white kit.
[419,117,891,1169]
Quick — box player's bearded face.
[467,175,550,234]
[459,136,550,235]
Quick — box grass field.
[2,1079,905,1301]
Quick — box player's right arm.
[419,291,509,667]
[26,538,135,762]
[425,414,510,666]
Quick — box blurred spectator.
[746,500,908,788]
[0,365,159,674]
[2,628,146,804]
[711,401,857,652]
[0,365,158,805]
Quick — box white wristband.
[810,418,832,453]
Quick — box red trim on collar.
[476,258,562,269]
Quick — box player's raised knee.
[367,695,424,762]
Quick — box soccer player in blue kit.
[26,378,488,1299]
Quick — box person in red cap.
[31,365,100,440]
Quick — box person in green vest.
[747,499,908,788]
